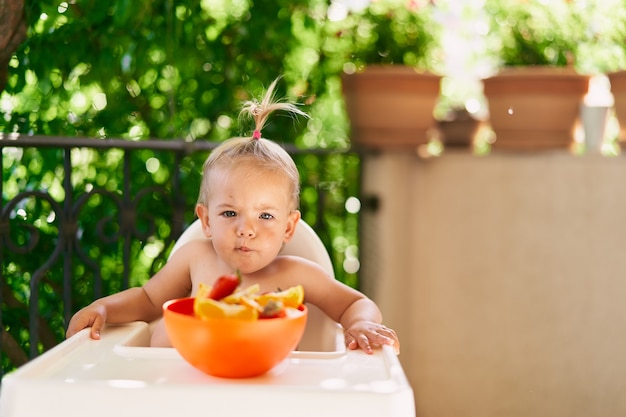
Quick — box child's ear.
[195,204,211,238]
[284,210,301,242]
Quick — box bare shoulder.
[157,239,218,285]
[272,255,331,278]
[170,238,215,259]
[267,255,340,291]
[141,239,216,304]
[166,239,217,273]
[170,239,223,283]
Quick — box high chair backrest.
[169,218,341,352]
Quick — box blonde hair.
[197,79,308,210]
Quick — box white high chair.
[1,219,415,417]
[169,218,342,352]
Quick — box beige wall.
[360,151,626,417]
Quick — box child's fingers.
[90,316,105,340]
[376,326,400,354]
[66,311,105,340]
[354,334,374,354]
[345,324,401,354]
[66,317,88,339]
[345,333,371,353]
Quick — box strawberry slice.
[208,271,241,300]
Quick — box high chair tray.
[0,322,414,417]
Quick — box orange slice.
[222,283,261,304]
[194,297,258,320]
[196,282,212,299]
[256,285,304,308]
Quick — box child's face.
[198,164,299,274]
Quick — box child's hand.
[344,321,400,355]
[65,303,107,340]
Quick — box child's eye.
[259,213,274,220]
[221,210,236,218]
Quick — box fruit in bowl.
[163,276,308,378]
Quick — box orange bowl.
[163,297,307,378]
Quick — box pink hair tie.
[252,130,261,140]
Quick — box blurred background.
[4,1,626,415]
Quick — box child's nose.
[237,219,255,237]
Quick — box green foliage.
[482,0,626,74]
[574,0,626,74]
[1,0,372,377]
[322,0,441,71]
[4,0,344,142]
[484,0,588,68]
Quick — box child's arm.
[66,286,161,340]
[280,256,401,354]
[66,242,199,340]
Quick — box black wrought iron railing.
[0,134,361,380]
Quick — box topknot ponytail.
[240,78,309,140]
[197,78,308,209]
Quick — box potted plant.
[481,0,591,151]
[324,0,443,150]
[596,5,626,148]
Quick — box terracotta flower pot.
[607,70,626,147]
[342,65,441,150]
[483,67,590,151]
[437,108,482,150]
